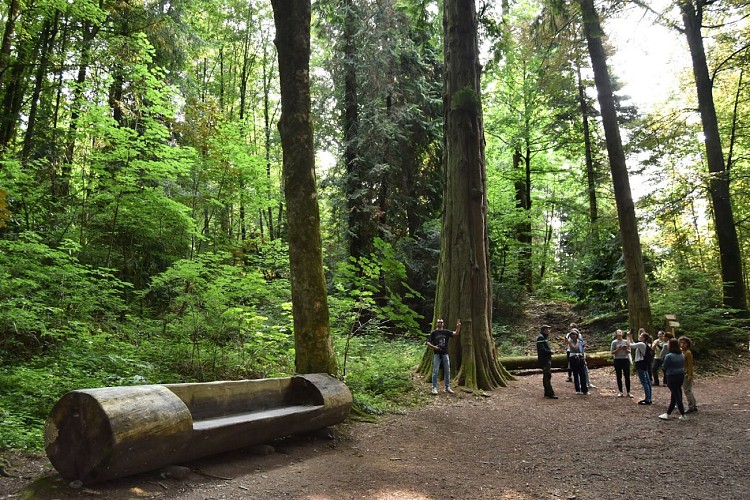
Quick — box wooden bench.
[44,373,351,483]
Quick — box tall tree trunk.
[425,0,510,391]
[263,45,277,240]
[271,0,337,375]
[0,20,30,149]
[0,0,19,88]
[576,60,598,236]
[342,0,369,261]
[579,0,653,333]
[679,0,747,311]
[514,147,533,293]
[59,22,99,198]
[23,15,59,161]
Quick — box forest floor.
[3,301,750,499]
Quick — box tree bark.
[424,0,511,390]
[679,0,747,311]
[22,15,59,161]
[514,147,533,292]
[271,0,337,375]
[576,59,599,234]
[579,0,653,333]
[500,351,612,371]
[342,0,372,261]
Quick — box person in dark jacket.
[536,324,557,399]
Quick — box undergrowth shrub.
[0,232,129,362]
[650,266,748,358]
[143,251,294,380]
[0,334,162,451]
[337,337,425,414]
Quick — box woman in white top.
[628,329,652,404]
[610,329,632,397]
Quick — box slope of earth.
[4,359,750,499]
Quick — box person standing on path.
[659,338,687,420]
[565,323,576,382]
[651,330,666,385]
[537,324,558,399]
[628,329,653,405]
[659,332,675,385]
[427,318,461,394]
[563,329,588,395]
[679,336,698,413]
[610,329,633,398]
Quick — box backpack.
[637,344,654,370]
[644,344,654,364]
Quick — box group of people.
[536,323,699,420]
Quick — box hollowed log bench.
[44,373,351,483]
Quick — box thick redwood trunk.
[426,0,511,390]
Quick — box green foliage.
[559,232,627,314]
[650,265,747,356]
[0,334,160,451]
[337,337,425,414]
[494,324,528,357]
[144,251,294,380]
[0,233,130,361]
[329,238,423,338]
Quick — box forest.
[1,0,749,452]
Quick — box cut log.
[44,374,351,483]
[499,351,613,371]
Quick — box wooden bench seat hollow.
[44,373,351,483]
[191,404,323,431]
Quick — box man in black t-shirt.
[427,318,461,394]
[536,324,557,399]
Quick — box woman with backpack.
[628,329,653,405]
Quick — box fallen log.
[499,350,613,371]
[44,373,351,483]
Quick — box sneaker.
[566,378,573,382]
[544,394,559,399]
[588,384,597,389]
[686,407,698,413]
[638,400,648,405]
[582,392,590,396]
[658,413,670,420]
[627,393,634,398]
[431,387,438,395]
[679,414,688,421]
[575,391,582,395]
[446,387,455,394]
[617,393,623,397]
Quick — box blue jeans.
[432,353,451,389]
[637,367,652,402]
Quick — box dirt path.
[4,364,750,500]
